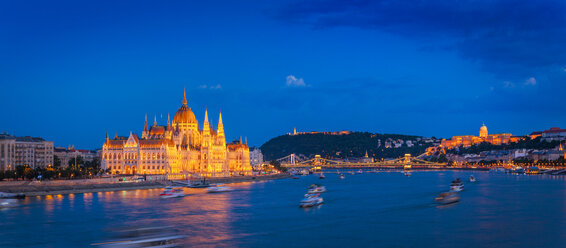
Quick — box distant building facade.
[249,147,263,167]
[53,145,99,168]
[540,127,566,141]
[0,133,54,170]
[101,90,252,177]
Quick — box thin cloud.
[286,75,306,87]
[524,77,537,86]
[198,84,222,90]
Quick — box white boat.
[435,192,460,205]
[339,174,345,179]
[0,192,25,199]
[0,199,18,208]
[404,171,411,177]
[450,179,464,192]
[207,185,234,193]
[159,187,185,198]
[357,169,363,174]
[300,194,324,208]
[95,226,185,247]
[308,184,326,193]
[469,175,476,182]
[319,173,325,179]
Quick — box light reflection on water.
[1,172,566,247]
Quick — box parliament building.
[102,90,252,177]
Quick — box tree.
[270,160,287,172]
[68,156,84,170]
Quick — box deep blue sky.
[1,0,566,149]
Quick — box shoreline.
[0,173,291,197]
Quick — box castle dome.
[479,123,488,138]
[173,90,197,124]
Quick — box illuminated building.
[101,90,252,177]
[0,133,54,170]
[439,124,520,149]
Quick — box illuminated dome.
[479,123,488,138]
[173,90,197,124]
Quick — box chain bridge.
[276,153,446,169]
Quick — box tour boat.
[450,178,464,192]
[307,184,326,194]
[469,175,476,182]
[95,226,185,247]
[207,184,234,193]
[159,187,185,199]
[300,194,324,208]
[319,173,325,179]
[339,174,345,179]
[0,192,25,199]
[435,192,460,205]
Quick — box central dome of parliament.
[173,90,197,124]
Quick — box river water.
[1,170,565,248]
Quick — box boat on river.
[0,199,18,208]
[300,194,324,208]
[469,175,476,182]
[319,173,325,179]
[207,185,234,193]
[450,178,464,192]
[339,174,345,179]
[159,187,185,199]
[0,192,25,199]
[308,184,326,193]
[95,226,185,247]
[435,192,460,205]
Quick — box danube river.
[1,171,566,247]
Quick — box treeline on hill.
[447,137,561,155]
[260,132,433,161]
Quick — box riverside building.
[101,90,252,177]
[0,133,54,170]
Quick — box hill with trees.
[260,132,436,161]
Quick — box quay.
[0,173,290,197]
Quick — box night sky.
[1,0,565,149]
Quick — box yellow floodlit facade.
[440,124,519,149]
[101,90,252,177]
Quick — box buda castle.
[102,90,252,177]
[426,124,520,155]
